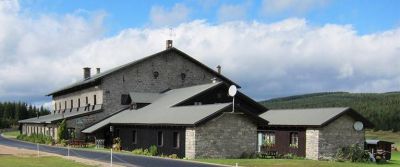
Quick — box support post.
[110,148,113,167]
[37,143,39,158]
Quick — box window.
[173,132,180,148]
[157,131,163,146]
[64,101,67,109]
[86,97,88,105]
[132,130,137,144]
[59,103,61,111]
[78,98,81,108]
[153,71,159,79]
[93,95,97,105]
[264,131,275,146]
[55,103,57,110]
[121,94,131,105]
[180,73,186,80]
[70,100,73,109]
[289,132,299,148]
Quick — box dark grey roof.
[82,82,229,133]
[259,107,373,127]
[47,48,239,96]
[18,105,102,124]
[129,92,160,103]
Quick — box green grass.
[196,152,400,167]
[0,155,93,167]
[2,130,20,138]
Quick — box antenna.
[168,27,176,40]
[228,85,237,112]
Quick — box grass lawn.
[196,152,400,167]
[2,130,20,138]
[0,155,93,167]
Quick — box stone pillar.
[306,129,319,160]
[185,128,196,159]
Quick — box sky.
[0,0,400,107]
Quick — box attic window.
[153,71,159,79]
[180,73,186,81]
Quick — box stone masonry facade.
[185,112,258,159]
[306,114,365,160]
[48,50,220,139]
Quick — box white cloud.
[149,3,190,27]
[261,0,329,16]
[217,3,249,22]
[1,1,400,105]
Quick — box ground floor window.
[67,128,75,139]
[264,131,276,147]
[157,131,163,147]
[173,132,180,148]
[132,130,137,144]
[289,132,299,148]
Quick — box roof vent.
[83,67,91,80]
[166,40,173,49]
[216,65,221,74]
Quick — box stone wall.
[186,112,257,158]
[305,129,319,160]
[53,86,103,111]
[318,114,365,160]
[305,114,365,160]
[101,51,217,118]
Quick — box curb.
[1,133,231,167]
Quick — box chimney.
[216,65,221,74]
[166,40,173,49]
[96,68,101,74]
[83,67,91,79]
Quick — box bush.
[168,154,178,159]
[16,133,53,145]
[335,144,370,162]
[132,148,144,155]
[57,119,68,142]
[149,145,158,156]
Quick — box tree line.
[0,102,50,129]
[260,92,400,132]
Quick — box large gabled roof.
[259,107,374,128]
[47,47,239,96]
[82,82,268,133]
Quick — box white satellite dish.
[228,85,237,113]
[228,85,237,97]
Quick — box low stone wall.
[185,112,257,159]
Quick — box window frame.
[132,130,137,144]
[157,131,163,147]
[172,131,180,148]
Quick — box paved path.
[0,135,223,167]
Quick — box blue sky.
[1,0,400,107]
[20,0,400,35]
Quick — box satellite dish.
[353,121,364,131]
[228,85,237,97]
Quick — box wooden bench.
[69,139,87,148]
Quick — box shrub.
[132,148,144,155]
[57,119,68,143]
[16,134,53,145]
[168,154,178,159]
[335,144,369,162]
[149,145,158,156]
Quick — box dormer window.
[180,73,186,81]
[153,71,159,79]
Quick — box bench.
[68,139,87,148]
